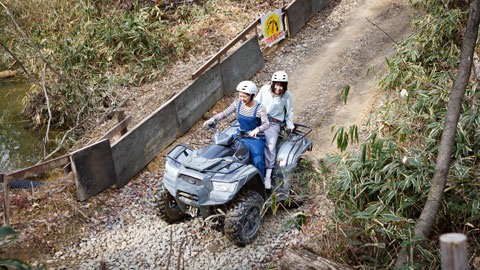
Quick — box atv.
[153,120,312,246]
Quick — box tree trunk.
[395,0,480,267]
[279,247,352,270]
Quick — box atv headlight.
[165,161,180,178]
[212,181,237,192]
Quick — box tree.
[395,0,480,267]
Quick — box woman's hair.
[270,81,288,96]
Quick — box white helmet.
[236,80,257,95]
[272,71,288,83]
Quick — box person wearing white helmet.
[255,71,294,190]
[203,80,270,179]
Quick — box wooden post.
[1,174,10,226]
[440,233,467,270]
[116,110,128,136]
[279,248,352,270]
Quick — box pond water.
[0,78,44,173]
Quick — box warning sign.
[261,8,285,47]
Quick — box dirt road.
[287,0,411,158]
[44,0,413,269]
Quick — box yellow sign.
[261,9,285,47]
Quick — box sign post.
[261,8,286,47]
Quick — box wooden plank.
[440,233,467,270]
[100,115,132,141]
[70,139,117,201]
[1,174,10,226]
[191,17,261,80]
[116,110,128,136]
[4,155,70,183]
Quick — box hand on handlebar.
[203,119,215,128]
[248,128,260,137]
[286,127,295,135]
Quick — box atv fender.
[240,173,266,200]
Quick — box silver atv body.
[154,120,312,246]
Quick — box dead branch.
[279,247,352,270]
[0,1,64,81]
[177,238,185,270]
[365,17,398,45]
[0,39,43,88]
[472,52,480,110]
[38,102,87,163]
[166,228,173,270]
[42,63,53,157]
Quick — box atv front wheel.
[224,190,264,246]
[153,187,185,223]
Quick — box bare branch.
[0,1,64,80]
[177,238,185,270]
[0,39,43,88]
[38,102,88,163]
[166,228,173,270]
[42,63,53,157]
[365,17,398,45]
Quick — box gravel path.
[39,0,413,269]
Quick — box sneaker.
[264,177,272,189]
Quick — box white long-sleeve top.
[255,85,294,129]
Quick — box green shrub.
[326,0,480,267]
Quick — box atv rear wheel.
[224,190,264,246]
[153,187,185,223]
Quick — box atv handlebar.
[237,130,264,139]
[205,121,217,131]
[225,119,311,141]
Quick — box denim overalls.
[237,102,266,179]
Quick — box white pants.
[264,122,281,169]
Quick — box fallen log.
[0,70,17,79]
[279,247,352,270]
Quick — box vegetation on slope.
[0,0,275,153]
[315,0,480,268]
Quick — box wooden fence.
[1,111,130,226]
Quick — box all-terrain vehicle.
[153,120,312,246]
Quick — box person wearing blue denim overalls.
[203,81,270,180]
